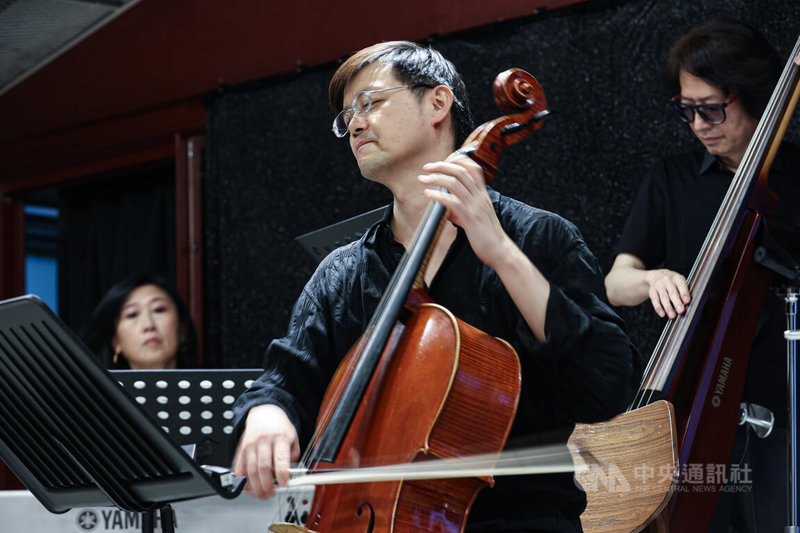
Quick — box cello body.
[307,300,521,532]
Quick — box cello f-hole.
[356,502,375,533]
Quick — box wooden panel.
[0,200,24,490]
[0,198,25,301]
[175,134,206,366]
[0,99,205,187]
[568,401,678,533]
[0,0,588,164]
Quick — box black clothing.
[615,145,800,278]
[614,144,800,532]
[235,188,641,531]
[615,144,800,423]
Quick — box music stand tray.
[0,295,245,517]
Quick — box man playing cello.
[233,41,640,532]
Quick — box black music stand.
[111,368,264,468]
[295,204,388,264]
[0,295,246,532]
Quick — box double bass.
[564,36,800,533]
[272,69,550,532]
[640,35,800,532]
[574,35,800,533]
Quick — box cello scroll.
[459,68,550,184]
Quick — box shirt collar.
[699,150,727,175]
[698,145,788,176]
[363,203,394,246]
[370,186,499,249]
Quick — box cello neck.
[310,199,446,462]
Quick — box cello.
[626,35,800,531]
[271,68,550,533]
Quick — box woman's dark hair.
[663,19,782,119]
[82,274,198,369]
[329,40,475,148]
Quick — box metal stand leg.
[160,504,176,533]
[141,511,154,533]
[784,290,799,533]
[140,506,175,533]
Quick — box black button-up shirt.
[235,188,640,531]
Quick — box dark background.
[203,0,800,368]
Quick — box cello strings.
[289,200,449,523]
[300,199,446,473]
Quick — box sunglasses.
[670,94,738,125]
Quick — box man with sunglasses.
[232,40,640,532]
[605,19,800,532]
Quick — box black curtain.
[205,0,800,368]
[57,165,177,337]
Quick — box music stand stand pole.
[140,505,175,533]
[142,511,153,533]
[161,504,176,533]
[785,289,799,533]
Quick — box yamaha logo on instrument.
[711,357,734,407]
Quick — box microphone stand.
[784,289,799,533]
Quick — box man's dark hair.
[663,19,782,119]
[82,273,198,369]
[329,40,475,148]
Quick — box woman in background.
[83,273,198,369]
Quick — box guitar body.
[568,400,678,533]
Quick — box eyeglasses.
[332,85,418,138]
[669,94,738,125]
